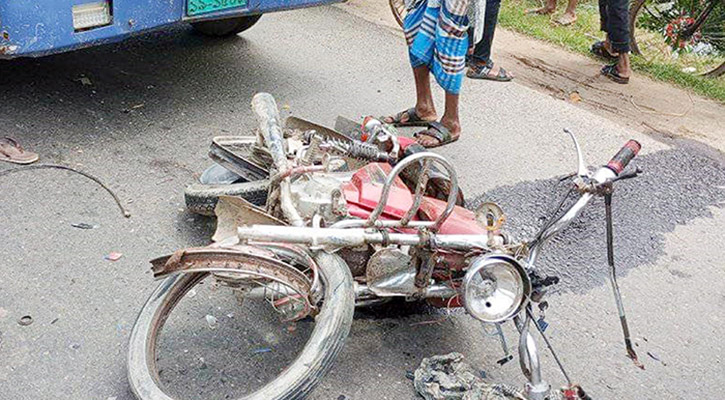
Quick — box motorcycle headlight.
[463,254,531,323]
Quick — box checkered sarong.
[404,0,470,95]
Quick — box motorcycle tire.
[184,179,270,216]
[127,251,355,400]
[190,15,262,37]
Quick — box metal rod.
[364,152,459,232]
[605,193,643,369]
[251,93,304,226]
[237,225,490,251]
[400,159,431,226]
[525,307,571,385]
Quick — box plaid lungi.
[404,0,470,95]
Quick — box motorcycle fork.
[515,312,551,400]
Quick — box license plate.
[187,0,248,16]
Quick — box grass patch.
[498,0,725,103]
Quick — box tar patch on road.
[469,139,725,293]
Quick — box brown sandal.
[413,122,460,148]
[0,137,38,165]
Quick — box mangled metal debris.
[413,353,525,400]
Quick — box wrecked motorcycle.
[128,93,643,400]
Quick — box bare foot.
[554,12,577,25]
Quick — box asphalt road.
[1,5,724,400]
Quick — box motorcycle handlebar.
[606,140,641,175]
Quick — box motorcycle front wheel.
[127,250,355,400]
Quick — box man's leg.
[469,0,501,65]
[606,0,631,78]
[415,91,460,147]
[597,0,619,56]
[413,65,437,121]
[441,92,461,137]
[467,0,512,80]
[384,1,439,125]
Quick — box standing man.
[591,0,631,83]
[383,0,470,148]
[466,0,513,81]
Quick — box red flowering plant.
[663,14,702,51]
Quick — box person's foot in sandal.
[601,62,630,84]
[382,106,437,127]
[554,11,577,25]
[601,52,631,84]
[467,60,513,82]
[0,137,38,165]
[413,120,461,148]
[591,40,618,60]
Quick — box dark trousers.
[467,0,502,65]
[599,0,630,53]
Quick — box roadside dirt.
[338,0,725,152]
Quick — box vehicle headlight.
[463,254,531,323]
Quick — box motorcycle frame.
[242,93,623,400]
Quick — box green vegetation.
[497,0,725,103]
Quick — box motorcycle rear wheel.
[185,180,270,216]
[127,251,355,400]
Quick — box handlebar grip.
[606,140,641,175]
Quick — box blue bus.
[0,0,342,59]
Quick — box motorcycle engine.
[289,172,352,223]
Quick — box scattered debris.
[105,252,123,261]
[18,315,33,326]
[0,137,39,165]
[122,103,145,113]
[264,332,279,345]
[413,353,525,400]
[253,347,272,354]
[0,164,131,218]
[205,314,218,329]
[77,76,93,86]
[71,222,97,230]
[647,351,666,365]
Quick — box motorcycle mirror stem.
[563,128,589,178]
